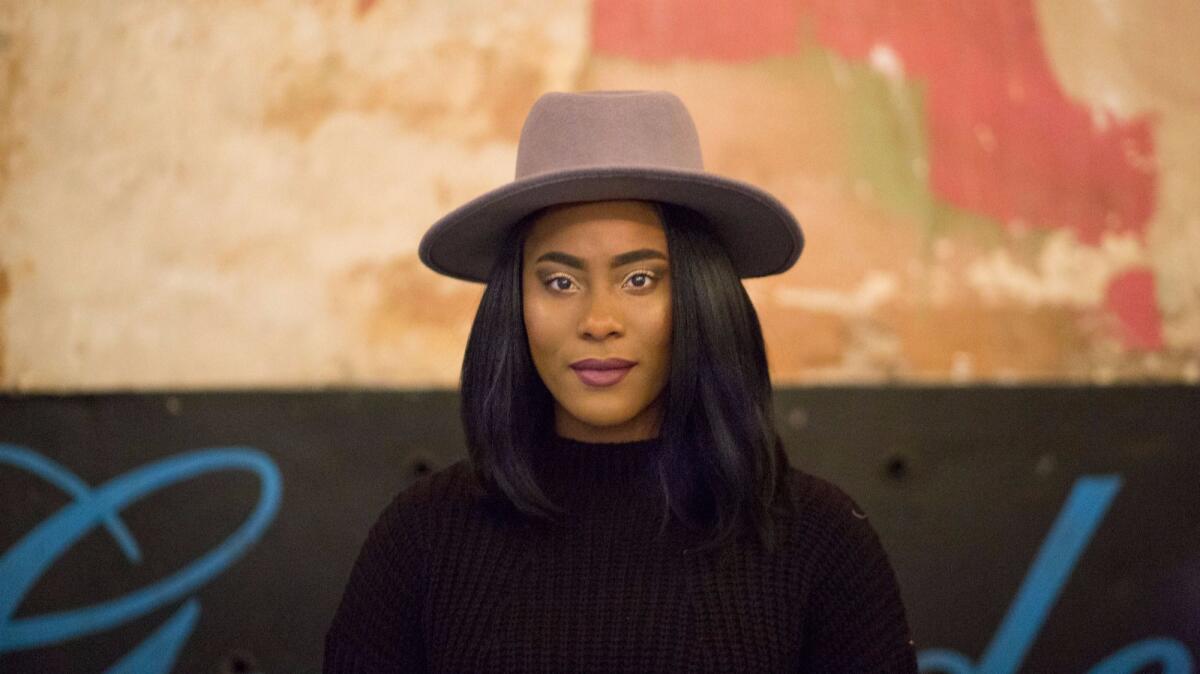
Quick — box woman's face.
[522,200,672,443]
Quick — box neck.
[552,401,664,443]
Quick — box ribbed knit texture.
[324,435,918,673]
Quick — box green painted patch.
[813,47,1015,260]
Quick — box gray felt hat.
[418,90,804,283]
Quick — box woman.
[325,91,918,672]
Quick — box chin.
[563,404,643,429]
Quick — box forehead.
[522,200,667,257]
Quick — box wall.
[2,388,1197,672]
[2,0,1197,391]
[2,3,1199,672]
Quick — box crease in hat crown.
[514,90,705,178]
[418,88,805,283]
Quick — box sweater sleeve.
[797,492,918,673]
[324,493,429,674]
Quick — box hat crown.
[515,90,705,179]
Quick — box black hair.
[459,201,793,554]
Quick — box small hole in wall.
[885,454,909,481]
[409,454,434,478]
[220,650,259,674]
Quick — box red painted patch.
[592,0,802,61]
[1104,268,1164,351]
[795,0,1157,246]
[589,0,1164,349]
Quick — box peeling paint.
[1035,0,1200,355]
[0,2,1195,389]
[965,230,1144,307]
[772,272,898,318]
[800,0,1159,247]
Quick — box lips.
[571,358,636,370]
[570,358,636,387]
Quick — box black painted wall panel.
[1,386,1197,672]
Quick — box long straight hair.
[459,201,793,554]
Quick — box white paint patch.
[772,271,898,317]
[966,230,1146,307]
[867,43,905,82]
[951,351,974,382]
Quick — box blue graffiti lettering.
[918,474,1195,673]
[0,444,282,672]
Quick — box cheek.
[522,294,560,360]
[642,301,672,364]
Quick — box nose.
[578,285,623,341]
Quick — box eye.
[623,270,659,290]
[544,274,578,293]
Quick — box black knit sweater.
[324,434,918,672]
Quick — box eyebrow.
[534,248,668,270]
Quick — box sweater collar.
[535,433,664,488]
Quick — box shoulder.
[779,468,918,669]
[376,458,483,531]
[776,465,894,573]
[349,459,486,580]
[781,465,872,530]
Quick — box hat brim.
[418,166,804,283]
